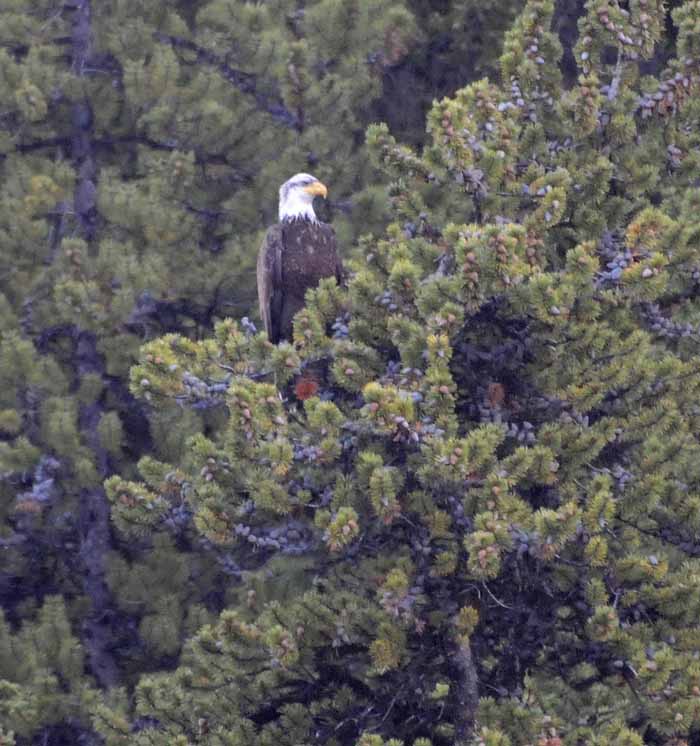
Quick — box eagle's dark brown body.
[257,217,342,343]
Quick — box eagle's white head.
[278,172,328,222]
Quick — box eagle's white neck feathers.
[279,188,317,222]
[278,172,323,222]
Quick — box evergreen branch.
[617,515,700,557]
[16,136,70,152]
[153,32,300,130]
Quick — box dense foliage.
[2,0,700,745]
[0,1,518,740]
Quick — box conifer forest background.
[3,0,700,744]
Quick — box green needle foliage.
[0,596,97,738]
[3,0,700,744]
[94,1,700,744]
[0,1,519,740]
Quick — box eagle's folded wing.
[257,225,284,343]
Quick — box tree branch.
[451,635,479,745]
[153,32,300,130]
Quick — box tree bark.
[452,635,479,745]
[70,0,120,690]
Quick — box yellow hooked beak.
[303,180,328,199]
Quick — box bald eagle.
[257,173,343,343]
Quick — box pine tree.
[94,1,700,744]
[0,596,97,741]
[0,1,523,741]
